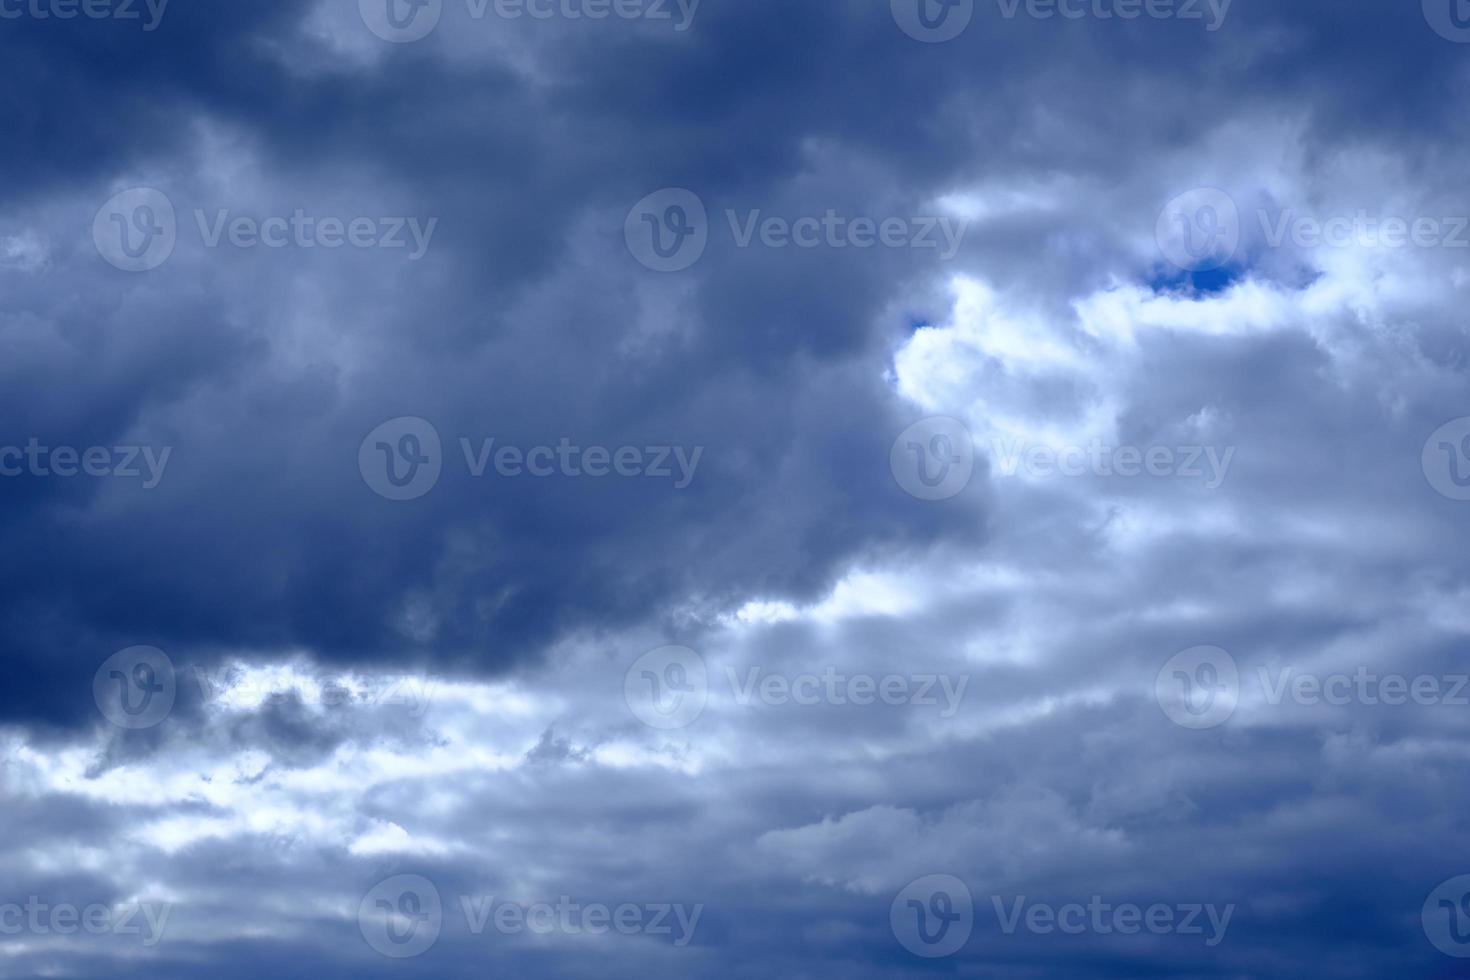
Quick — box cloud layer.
[4,0,1470,976]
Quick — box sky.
[4,0,1470,976]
